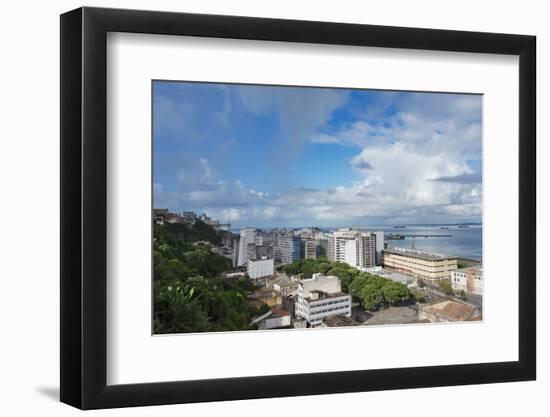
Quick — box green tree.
[361,284,384,311]
[153,221,259,334]
[439,279,453,297]
[349,274,370,298]
[413,290,426,303]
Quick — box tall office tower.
[237,228,257,266]
[373,231,385,265]
[357,232,377,268]
[326,229,359,264]
[274,234,301,264]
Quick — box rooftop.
[270,306,289,318]
[305,290,348,302]
[454,266,483,275]
[274,280,299,288]
[422,300,481,321]
[383,247,457,261]
[322,315,360,327]
[248,288,280,301]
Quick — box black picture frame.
[60,6,536,410]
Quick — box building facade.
[302,239,318,259]
[274,234,301,264]
[451,267,483,295]
[327,229,381,269]
[373,231,385,266]
[327,229,358,263]
[382,247,458,282]
[357,232,377,269]
[296,273,352,326]
[247,258,275,280]
[317,237,328,257]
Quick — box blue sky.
[153,81,482,228]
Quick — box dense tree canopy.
[281,257,413,311]
[153,222,261,334]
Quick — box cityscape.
[152,81,482,334]
[153,209,482,333]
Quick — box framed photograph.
[60,6,536,409]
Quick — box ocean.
[367,225,482,260]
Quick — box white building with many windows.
[451,266,483,295]
[296,273,351,326]
[247,258,275,280]
[327,229,358,263]
[327,229,381,269]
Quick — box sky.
[153,81,482,228]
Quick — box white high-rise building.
[327,229,358,263]
[237,228,257,266]
[326,229,381,269]
[344,239,358,266]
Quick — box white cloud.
[155,91,482,226]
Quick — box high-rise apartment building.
[357,232,377,268]
[373,231,385,266]
[317,236,328,257]
[302,239,318,259]
[326,229,382,269]
[327,229,358,263]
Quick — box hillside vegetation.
[153,221,260,334]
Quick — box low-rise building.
[296,273,352,326]
[321,315,360,328]
[257,306,291,330]
[451,267,483,295]
[382,247,458,282]
[419,300,481,322]
[248,288,282,308]
[153,208,169,224]
[273,279,300,297]
[247,258,274,280]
